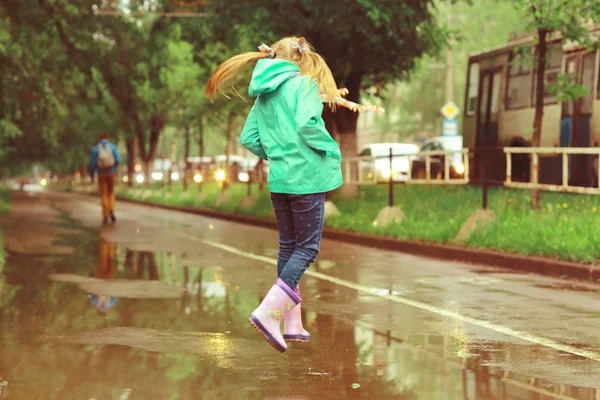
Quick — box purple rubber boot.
[249,278,301,353]
[283,285,310,343]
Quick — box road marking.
[70,195,600,363]
[199,239,600,362]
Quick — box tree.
[206,0,445,195]
[33,1,203,184]
[514,0,600,208]
[381,0,527,141]
[0,1,113,175]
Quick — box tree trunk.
[126,137,136,187]
[142,161,151,188]
[183,124,190,192]
[198,119,205,194]
[331,72,362,200]
[136,115,164,188]
[531,28,549,209]
[257,158,265,190]
[159,134,167,189]
[168,126,179,193]
[223,112,235,191]
[199,119,205,163]
[81,163,88,183]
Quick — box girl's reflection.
[89,238,118,316]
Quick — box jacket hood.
[249,59,301,96]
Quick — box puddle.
[0,194,599,398]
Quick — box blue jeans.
[271,193,326,290]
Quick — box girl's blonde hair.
[205,36,339,109]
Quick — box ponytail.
[205,52,270,101]
[206,37,340,111]
[301,51,339,110]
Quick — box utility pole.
[445,0,453,103]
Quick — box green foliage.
[115,183,274,218]
[546,73,590,103]
[207,0,445,99]
[107,181,600,262]
[377,0,528,139]
[511,0,600,162]
[0,0,447,173]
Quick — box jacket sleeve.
[295,79,341,161]
[89,147,98,176]
[239,105,268,160]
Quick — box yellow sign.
[441,101,460,120]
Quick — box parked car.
[149,158,183,182]
[411,136,465,180]
[191,155,269,184]
[358,143,420,183]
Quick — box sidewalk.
[1,191,74,256]
[72,189,600,282]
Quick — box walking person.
[89,238,118,316]
[89,133,121,225]
[206,36,343,353]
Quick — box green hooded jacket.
[239,59,343,194]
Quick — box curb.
[77,191,600,282]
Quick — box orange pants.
[98,172,116,218]
[98,239,117,280]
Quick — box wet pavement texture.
[1,191,600,399]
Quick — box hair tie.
[258,43,275,58]
[290,37,306,54]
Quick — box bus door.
[476,68,503,180]
[561,51,596,186]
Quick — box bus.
[463,26,600,186]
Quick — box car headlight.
[151,172,163,181]
[238,172,250,182]
[215,169,226,182]
[193,173,203,183]
[453,163,465,175]
[171,172,180,181]
[379,168,392,179]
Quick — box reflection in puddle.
[91,238,117,315]
[0,215,599,399]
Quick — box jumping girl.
[205,36,343,352]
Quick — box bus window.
[466,63,479,116]
[597,52,600,100]
[562,56,577,117]
[581,52,595,115]
[506,49,533,110]
[532,41,562,105]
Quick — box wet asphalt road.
[1,190,600,399]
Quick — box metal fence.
[341,150,470,184]
[340,145,600,211]
[505,147,600,195]
[341,148,470,207]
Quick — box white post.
[506,152,512,184]
[562,152,568,188]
